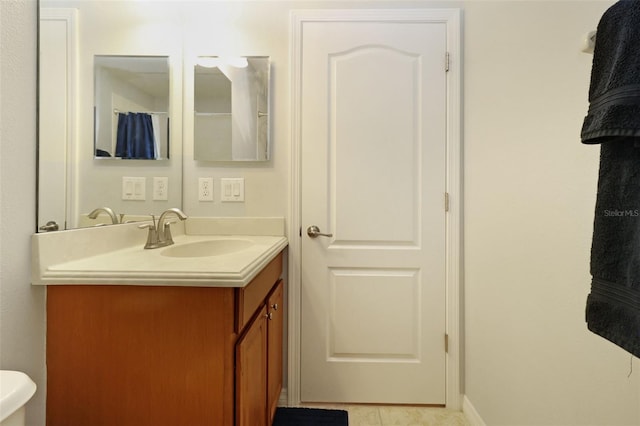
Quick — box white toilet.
[0,371,36,426]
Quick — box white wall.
[0,2,46,426]
[463,1,640,425]
[2,1,640,426]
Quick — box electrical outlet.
[198,177,214,201]
[153,177,169,201]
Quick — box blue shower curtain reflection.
[115,112,156,159]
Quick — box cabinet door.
[236,305,268,426]
[267,280,284,423]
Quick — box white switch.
[220,178,244,202]
[124,180,133,197]
[122,177,146,200]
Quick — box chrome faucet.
[139,208,188,249]
[88,207,119,225]
[157,208,188,245]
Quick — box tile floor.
[300,403,471,426]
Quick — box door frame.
[288,8,463,409]
[38,8,79,231]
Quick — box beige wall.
[1,1,639,426]
[0,1,46,426]
[463,1,640,424]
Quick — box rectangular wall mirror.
[39,3,183,232]
[94,55,170,160]
[194,56,270,161]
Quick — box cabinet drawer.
[236,253,283,332]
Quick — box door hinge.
[445,52,450,72]
[299,226,302,237]
[444,192,450,212]
[445,334,449,353]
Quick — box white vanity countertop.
[32,217,288,287]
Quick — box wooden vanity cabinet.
[46,252,283,426]
[266,280,284,421]
[236,305,268,426]
[236,279,284,426]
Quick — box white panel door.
[38,9,76,231]
[300,18,447,404]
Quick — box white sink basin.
[160,239,254,258]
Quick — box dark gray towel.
[582,0,640,144]
[587,142,640,357]
[583,1,640,357]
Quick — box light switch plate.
[220,178,244,202]
[122,177,146,200]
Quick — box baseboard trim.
[278,388,289,407]
[463,395,487,426]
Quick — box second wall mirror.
[194,56,270,161]
[94,55,170,160]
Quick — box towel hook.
[581,30,597,54]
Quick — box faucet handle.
[138,213,156,229]
[137,214,157,229]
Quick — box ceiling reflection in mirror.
[94,55,170,160]
[194,56,270,161]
